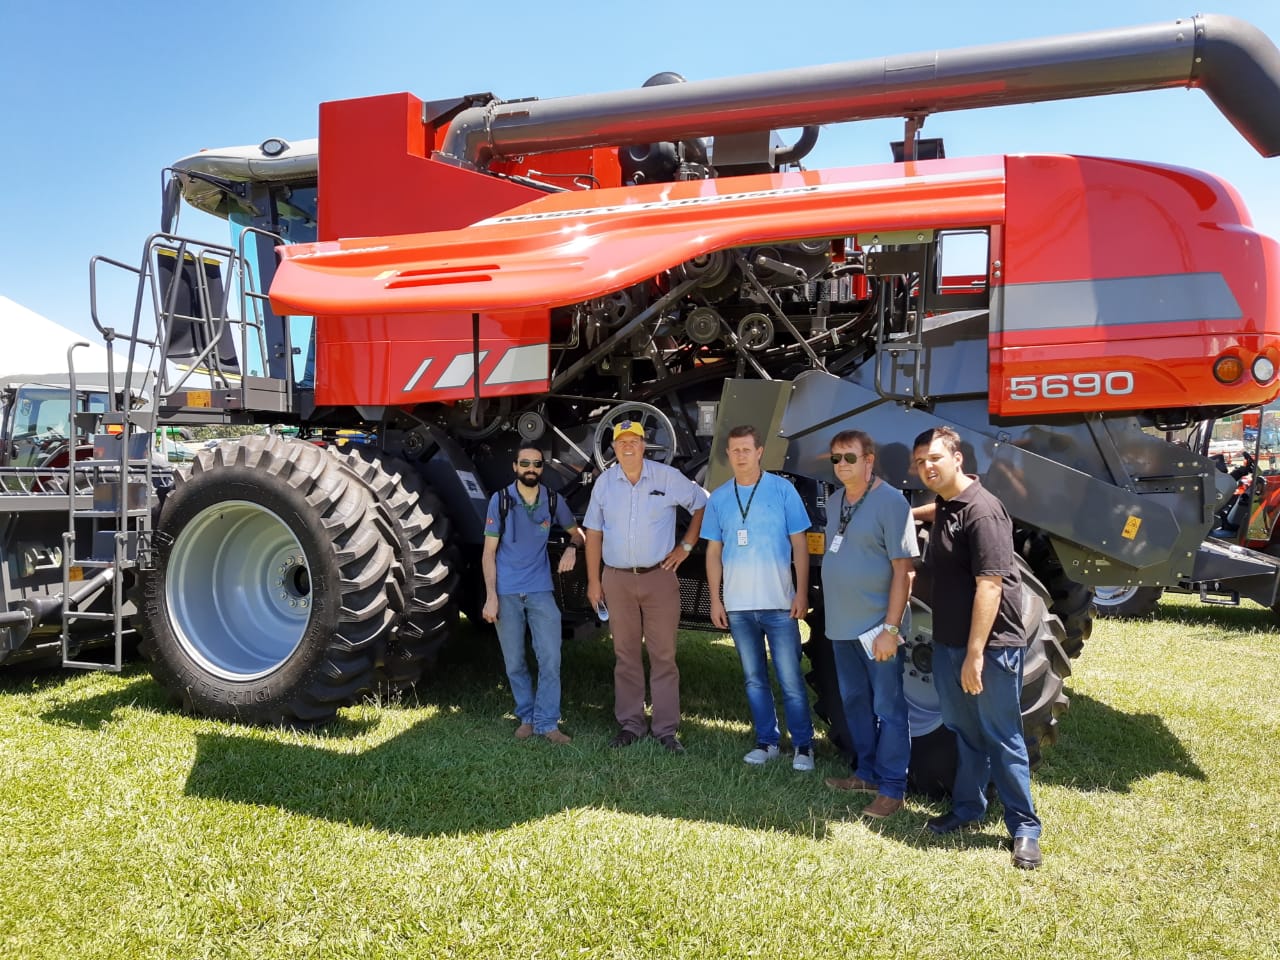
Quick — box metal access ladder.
[57,347,159,672]
[60,229,282,670]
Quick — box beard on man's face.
[517,472,540,488]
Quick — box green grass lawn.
[2,594,1278,959]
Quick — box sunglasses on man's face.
[830,452,864,464]
[517,459,544,469]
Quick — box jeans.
[932,643,1041,839]
[495,591,563,734]
[831,636,911,800]
[726,609,813,749]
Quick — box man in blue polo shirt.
[482,446,583,743]
[704,424,815,771]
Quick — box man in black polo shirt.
[912,426,1043,870]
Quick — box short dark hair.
[830,429,875,458]
[514,445,545,462]
[912,426,962,455]
[726,424,763,448]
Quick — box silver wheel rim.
[166,499,312,680]
[1093,584,1140,607]
[901,600,943,738]
[592,401,678,471]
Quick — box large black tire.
[1092,584,1163,618]
[806,557,1071,797]
[331,447,459,692]
[136,435,394,725]
[1020,532,1093,658]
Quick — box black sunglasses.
[517,459,544,469]
[830,453,864,464]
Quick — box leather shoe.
[861,794,904,819]
[658,734,686,754]
[824,774,879,794]
[926,812,982,835]
[514,723,534,740]
[608,729,641,748]
[542,729,572,744]
[1012,836,1043,870]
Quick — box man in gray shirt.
[821,429,918,819]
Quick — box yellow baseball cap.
[612,420,645,440]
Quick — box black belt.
[606,563,663,575]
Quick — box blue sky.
[3,0,1279,341]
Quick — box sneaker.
[541,729,572,744]
[514,723,534,740]
[792,746,815,772]
[743,743,781,765]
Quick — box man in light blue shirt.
[584,420,707,752]
[704,425,815,770]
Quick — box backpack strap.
[498,484,560,542]
[497,485,513,541]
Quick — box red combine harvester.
[16,13,1279,790]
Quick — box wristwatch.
[680,541,694,553]
[884,623,900,635]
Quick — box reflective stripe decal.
[487,343,547,385]
[1002,273,1241,331]
[402,357,434,392]
[435,351,490,389]
[400,344,549,394]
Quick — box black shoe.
[926,812,982,835]
[658,734,685,754]
[1012,836,1043,870]
[608,729,641,748]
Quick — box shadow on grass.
[12,619,1206,843]
[1037,691,1205,791]
[1144,597,1275,632]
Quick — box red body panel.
[992,155,1280,415]
[277,158,1003,405]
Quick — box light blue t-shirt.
[703,472,812,612]
[821,481,919,640]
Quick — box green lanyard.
[733,478,761,523]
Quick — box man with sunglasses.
[703,424,815,771]
[821,430,918,820]
[483,446,583,743]
[584,420,707,752]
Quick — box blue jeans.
[932,643,1042,839]
[727,609,813,749]
[496,591,563,734]
[831,635,911,800]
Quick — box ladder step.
[73,558,138,569]
[74,509,151,518]
[64,611,117,622]
[73,459,154,468]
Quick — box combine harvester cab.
[73,15,1280,778]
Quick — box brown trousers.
[602,566,682,738]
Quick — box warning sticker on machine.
[1121,516,1142,540]
[457,470,486,500]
